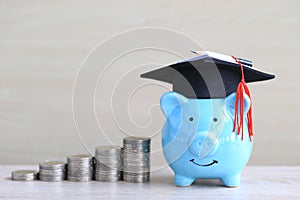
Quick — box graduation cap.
[140,51,275,141]
[140,51,275,99]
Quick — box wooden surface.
[1,165,299,199]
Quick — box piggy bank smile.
[189,159,218,167]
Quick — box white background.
[0,0,299,165]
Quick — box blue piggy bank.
[160,91,252,187]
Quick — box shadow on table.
[193,179,225,187]
[150,174,226,188]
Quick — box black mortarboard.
[140,51,275,99]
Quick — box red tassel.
[232,56,253,142]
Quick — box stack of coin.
[11,170,37,181]
[67,154,93,182]
[94,146,121,182]
[122,137,151,183]
[39,161,66,182]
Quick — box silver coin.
[39,168,65,172]
[95,170,120,174]
[67,172,92,176]
[123,162,150,167]
[123,176,150,183]
[123,169,150,173]
[123,157,150,162]
[123,143,150,147]
[39,161,65,169]
[66,164,93,168]
[96,162,120,167]
[122,149,150,154]
[39,174,65,182]
[123,166,150,170]
[95,145,121,153]
[123,136,151,143]
[39,172,65,177]
[67,171,92,175]
[39,174,65,178]
[96,161,120,165]
[67,162,93,167]
[123,137,151,147]
[95,162,120,168]
[67,154,93,159]
[95,177,120,182]
[67,154,93,162]
[95,177,120,181]
[11,170,37,181]
[95,167,119,172]
[123,161,149,165]
[67,166,93,170]
[95,166,120,170]
[95,158,121,163]
[123,158,149,162]
[67,173,92,177]
[94,172,120,176]
[123,151,150,155]
[123,145,150,150]
[68,176,92,182]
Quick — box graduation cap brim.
[140,55,275,99]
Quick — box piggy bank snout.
[188,132,219,158]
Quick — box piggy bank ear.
[225,92,251,118]
[160,92,188,117]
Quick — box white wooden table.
[1,165,299,199]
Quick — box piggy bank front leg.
[221,174,241,187]
[174,174,195,187]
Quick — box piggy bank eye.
[213,117,218,122]
[189,117,194,122]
